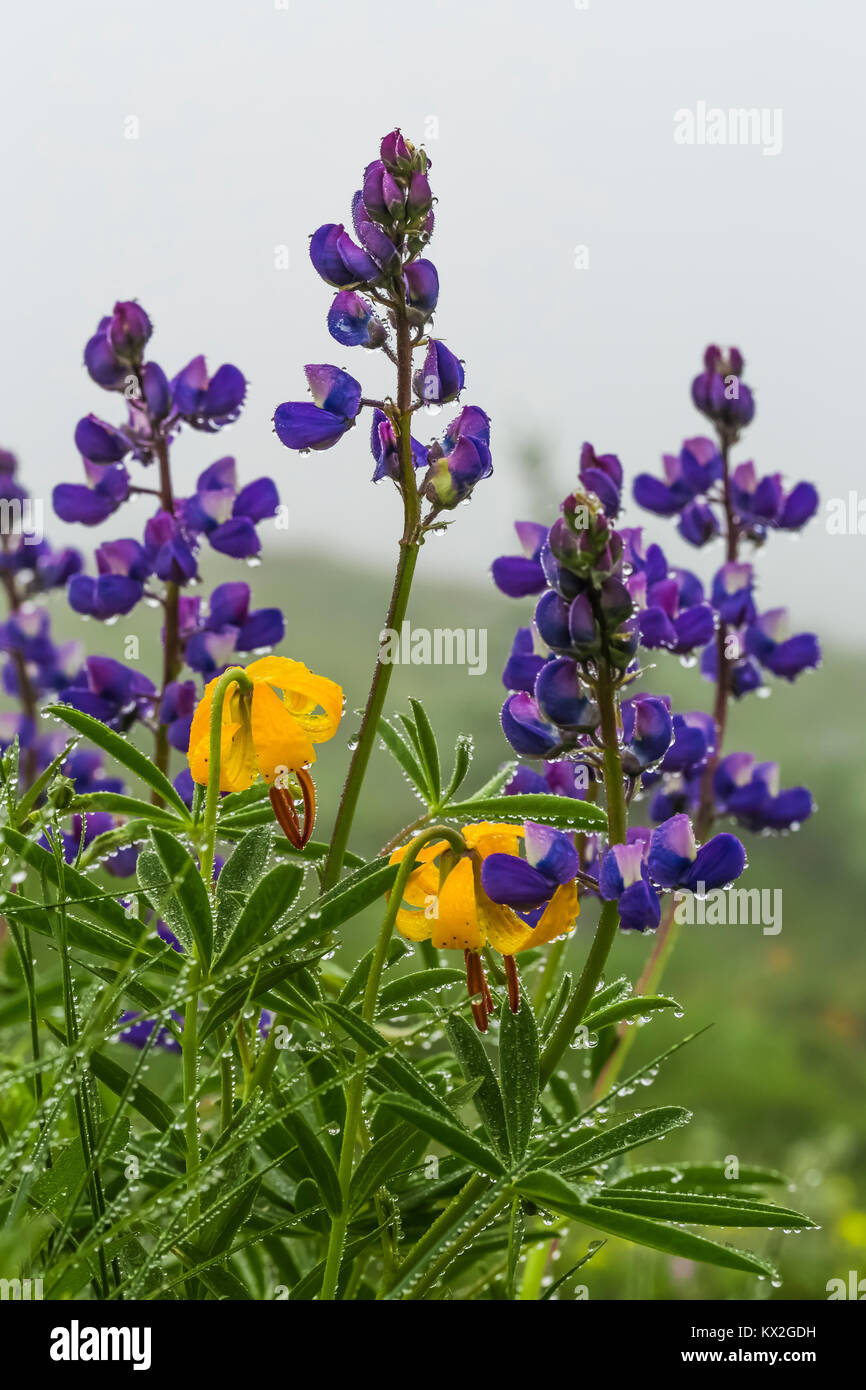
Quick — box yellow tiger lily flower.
[389,822,579,1029]
[188,656,343,847]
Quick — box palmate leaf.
[499,982,539,1162]
[545,1106,693,1175]
[214,827,274,953]
[215,862,303,969]
[444,792,607,833]
[138,831,214,966]
[582,994,682,1031]
[377,1093,505,1177]
[446,1015,510,1159]
[50,704,191,818]
[514,1170,780,1279]
[408,698,441,804]
[606,1161,788,1192]
[592,1188,816,1228]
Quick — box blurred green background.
[48,524,863,1302]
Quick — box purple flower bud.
[84,318,127,390]
[309,223,380,287]
[142,361,172,420]
[500,691,560,757]
[404,259,439,317]
[106,300,152,365]
[380,128,414,173]
[74,415,131,464]
[172,358,246,429]
[502,627,546,693]
[327,291,387,348]
[413,340,465,404]
[406,170,432,219]
[535,656,599,730]
[579,442,624,519]
[369,409,429,482]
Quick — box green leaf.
[539,1240,606,1300]
[198,949,327,1041]
[442,733,473,805]
[583,994,681,1032]
[266,858,399,955]
[14,741,74,825]
[445,793,607,833]
[549,1106,693,1174]
[323,1003,455,1120]
[216,862,303,969]
[70,792,185,828]
[137,830,213,968]
[214,827,274,952]
[283,1113,341,1217]
[85,1049,185,1152]
[446,1015,510,1158]
[499,987,540,1161]
[378,718,428,798]
[514,1171,779,1278]
[469,761,518,800]
[378,968,464,1011]
[378,1093,505,1177]
[506,1196,525,1299]
[49,704,191,817]
[593,1188,816,1228]
[3,829,140,939]
[408,698,440,804]
[349,1123,419,1213]
[606,1162,788,1192]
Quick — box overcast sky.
[1,0,862,641]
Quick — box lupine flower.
[492,522,548,598]
[327,290,386,348]
[404,259,439,318]
[579,442,624,518]
[505,761,588,799]
[502,627,546,694]
[54,461,129,526]
[181,457,279,559]
[633,437,722,518]
[74,415,132,465]
[117,1011,182,1053]
[389,822,579,1027]
[599,830,661,932]
[628,564,715,655]
[647,813,746,891]
[699,638,764,697]
[273,365,362,451]
[185,581,284,676]
[422,405,492,508]
[620,695,673,772]
[710,562,756,627]
[171,357,246,430]
[68,538,150,619]
[413,339,465,404]
[369,409,429,483]
[691,345,755,430]
[713,753,813,832]
[309,222,381,288]
[160,680,198,753]
[58,655,155,729]
[744,608,821,681]
[501,691,562,757]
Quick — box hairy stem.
[319,824,465,1300]
[321,301,422,892]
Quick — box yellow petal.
[463,822,524,860]
[481,897,538,956]
[431,857,483,952]
[518,881,580,953]
[247,657,343,745]
[250,680,316,781]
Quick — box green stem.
[319,824,465,1301]
[321,301,422,892]
[518,1240,551,1300]
[539,662,627,1088]
[183,962,201,1225]
[199,665,254,889]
